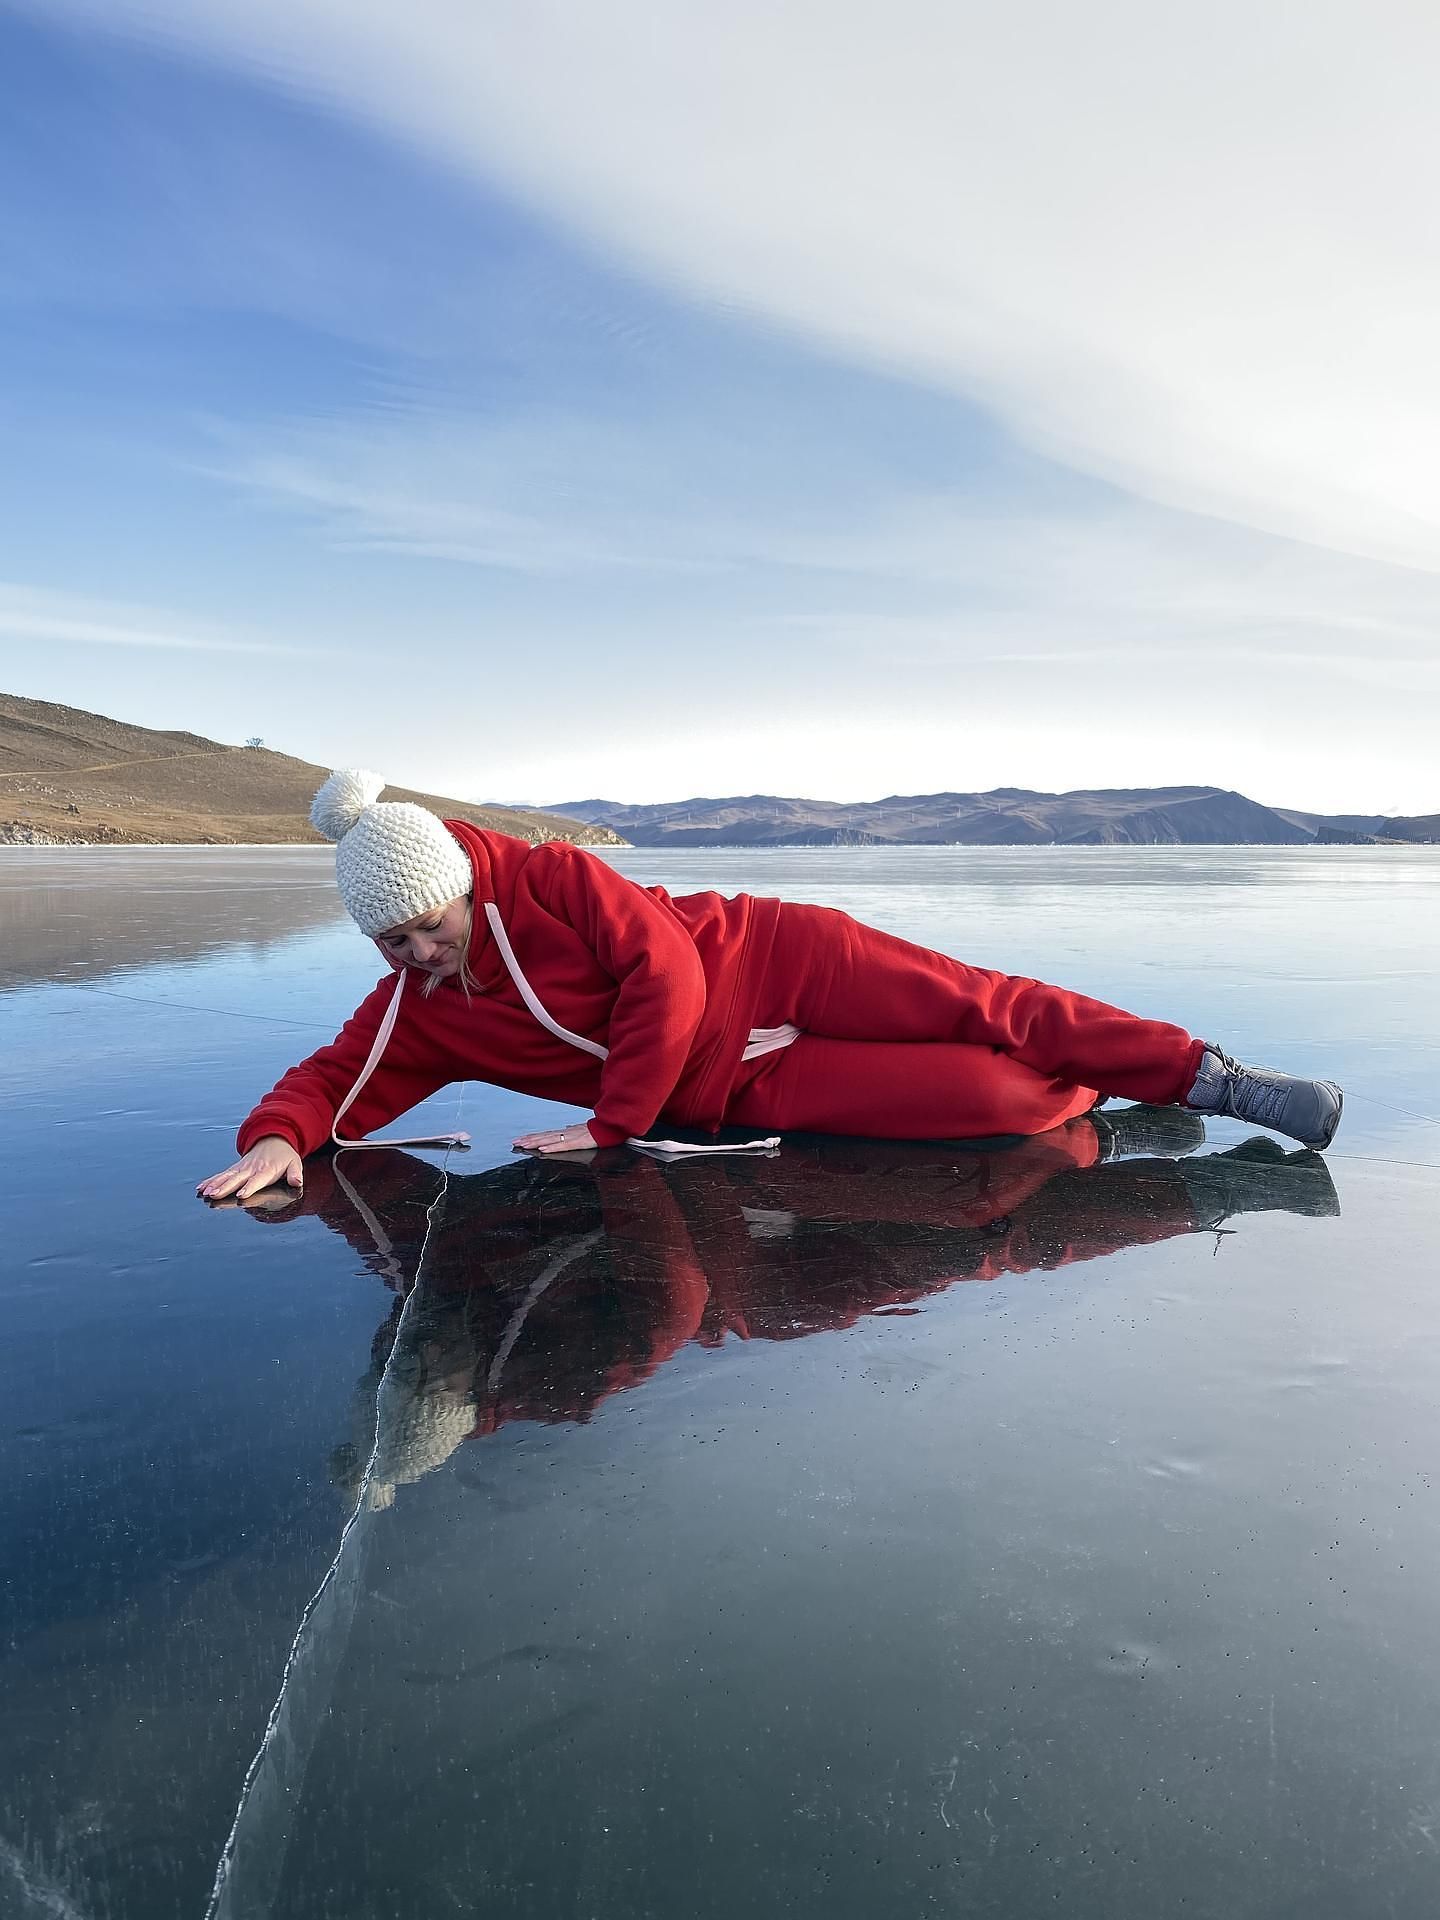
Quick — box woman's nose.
[410,935,435,963]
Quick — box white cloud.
[213,442,723,575]
[0,582,316,655]
[209,406,1440,682]
[192,400,1440,821]
[311,462,1439,812]
[33,0,1440,572]
[15,1,1440,814]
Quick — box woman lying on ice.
[196,771,1344,1204]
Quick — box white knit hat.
[310,769,473,936]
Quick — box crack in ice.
[202,1134,460,1920]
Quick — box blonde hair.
[416,894,480,999]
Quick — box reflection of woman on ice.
[248,1130,1337,1504]
[197,772,1343,1203]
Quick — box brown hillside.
[0,694,625,848]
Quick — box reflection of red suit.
[593,1138,1194,1348]
[286,1125,1199,1437]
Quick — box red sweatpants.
[725,903,1204,1141]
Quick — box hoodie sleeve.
[536,846,708,1147]
[236,975,453,1156]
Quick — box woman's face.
[376,895,471,978]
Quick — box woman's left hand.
[512,1122,599,1156]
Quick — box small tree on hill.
[244,736,264,750]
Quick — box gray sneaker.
[1185,1045,1343,1150]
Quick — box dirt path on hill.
[0,746,243,781]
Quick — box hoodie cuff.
[236,1117,307,1157]
[587,1117,632,1149]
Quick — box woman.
[197,771,1343,1203]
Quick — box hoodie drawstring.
[331,970,471,1152]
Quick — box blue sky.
[2,2,1439,813]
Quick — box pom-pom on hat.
[310,769,473,937]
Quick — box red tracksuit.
[236,822,1204,1156]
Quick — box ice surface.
[4,846,1440,1917]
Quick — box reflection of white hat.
[310,769,472,937]
[366,1390,474,1509]
[365,1349,475,1510]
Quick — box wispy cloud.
[7,2,1440,813]
[30,0,1440,574]
[0,582,318,655]
[209,407,1440,679]
[212,414,1438,809]
[215,446,722,575]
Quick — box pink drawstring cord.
[331,970,470,1153]
[480,901,781,1157]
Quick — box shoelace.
[1208,1048,1293,1127]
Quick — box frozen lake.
[4,843,1440,1917]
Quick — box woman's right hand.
[197,1136,304,1203]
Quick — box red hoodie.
[237,821,785,1155]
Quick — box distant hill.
[548,786,1393,847]
[1377,813,1440,843]
[0,694,624,847]
[1272,809,1388,836]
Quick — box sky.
[2,1,1439,814]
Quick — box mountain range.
[3,691,1432,849]
[548,788,1437,847]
